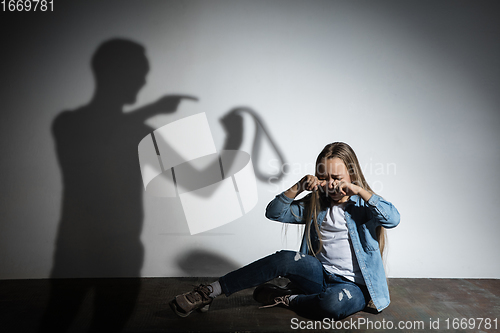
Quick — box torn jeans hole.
[339,288,353,301]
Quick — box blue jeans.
[218,250,370,320]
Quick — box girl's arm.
[265,192,305,224]
[364,194,400,229]
[266,175,319,224]
[332,180,400,228]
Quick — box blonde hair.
[301,142,386,257]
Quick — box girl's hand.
[329,180,361,197]
[329,180,373,203]
[284,175,325,199]
[298,175,326,192]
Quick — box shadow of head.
[91,38,149,105]
[176,249,240,277]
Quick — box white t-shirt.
[316,202,365,285]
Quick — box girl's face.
[317,157,351,201]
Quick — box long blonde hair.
[301,142,386,257]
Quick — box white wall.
[1,0,499,279]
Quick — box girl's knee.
[273,250,305,263]
[274,250,313,263]
[317,288,365,320]
[273,251,322,271]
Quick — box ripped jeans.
[218,250,370,320]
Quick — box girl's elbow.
[264,208,279,221]
[386,210,400,229]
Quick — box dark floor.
[0,278,499,333]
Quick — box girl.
[170,142,400,320]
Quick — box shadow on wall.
[40,38,195,332]
[142,105,288,200]
[176,249,241,277]
[220,106,288,182]
[40,37,288,331]
[170,107,289,273]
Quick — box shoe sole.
[169,299,211,317]
[169,299,193,318]
[197,304,210,313]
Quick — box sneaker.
[169,284,213,318]
[253,282,302,305]
[259,295,291,309]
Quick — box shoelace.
[186,285,212,303]
[259,295,290,309]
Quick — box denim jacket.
[265,192,400,312]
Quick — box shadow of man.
[40,38,196,332]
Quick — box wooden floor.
[0,278,499,332]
